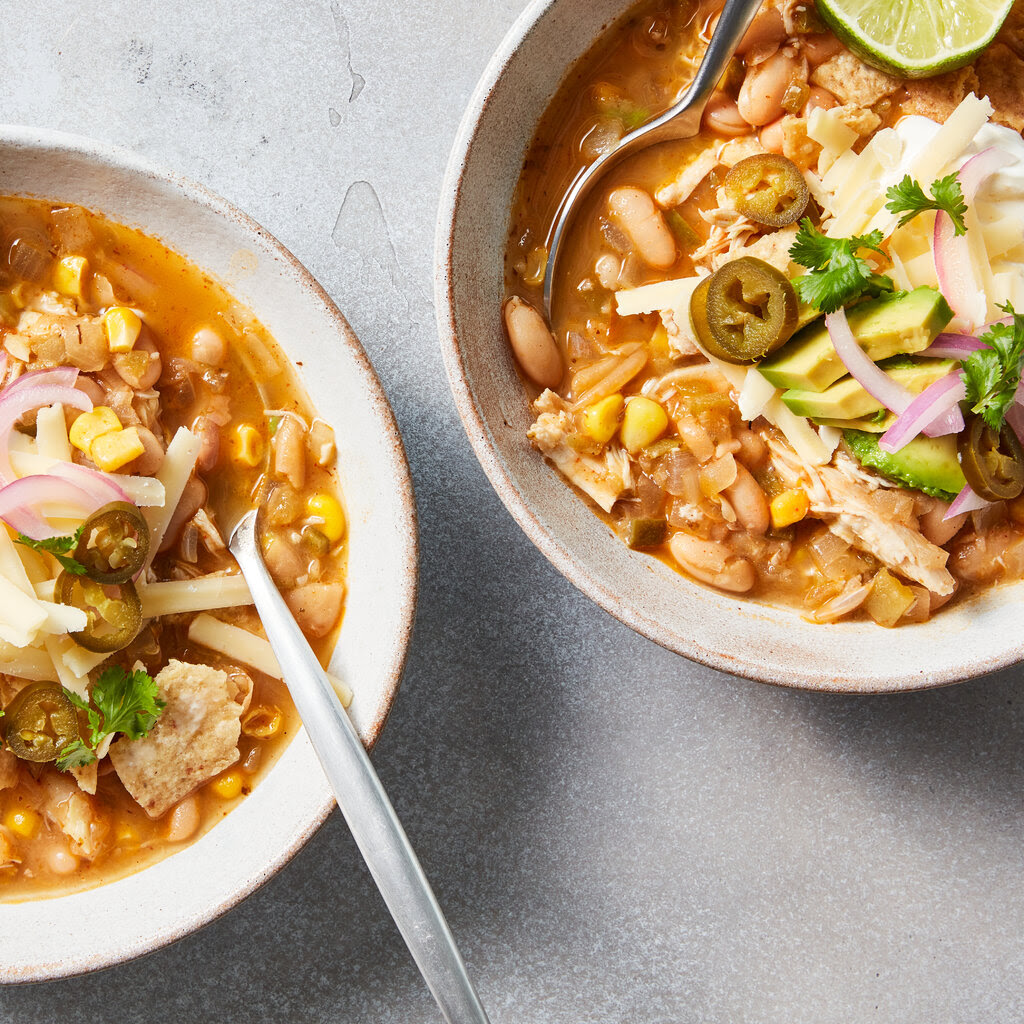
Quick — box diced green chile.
[958,413,1024,502]
[627,518,668,549]
[691,257,798,364]
[723,153,809,228]
[56,572,143,653]
[3,681,81,763]
[74,501,149,584]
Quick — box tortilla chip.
[902,66,981,123]
[975,43,1024,132]
[810,51,900,106]
[110,660,247,818]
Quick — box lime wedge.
[815,0,1014,78]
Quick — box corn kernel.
[306,492,345,543]
[211,770,245,800]
[582,394,624,444]
[54,255,89,298]
[233,423,263,467]
[69,406,122,454]
[620,396,669,453]
[649,324,671,359]
[115,822,140,846]
[770,489,810,529]
[90,426,145,472]
[241,704,283,739]
[4,807,40,839]
[103,306,142,353]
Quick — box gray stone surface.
[1,1,1023,1021]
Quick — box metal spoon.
[229,510,490,1024]
[543,0,765,315]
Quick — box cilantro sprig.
[961,302,1024,433]
[788,219,894,313]
[15,526,86,576]
[885,173,968,236]
[56,667,165,771]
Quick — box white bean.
[47,845,80,875]
[759,117,786,154]
[607,187,676,270]
[502,296,563,389]
[166,795,201,842]
[703,93,750,137]
[669,532,755,593]
[594,253,621,289]
[737,50,804,127]
[191,326,227,366]
[918,501,967,547]
[736,7,785,62]
[723,464,770,535]
[736,429,767,469]
[802,86,838,117]
[800,33,843,68]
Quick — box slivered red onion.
[0,473,99,539]
[879,373,966,452]
[944,483,991,521]
[51,460,130,504]
[933,148,1015,329]
[826,308,914,412]
[0,384,92,484]
[923,333,983,359]
[5,367,80,393]
[1006,402,1024,445]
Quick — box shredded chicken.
[528,391,632,512]
[655,149,719,208]
[768,438,955,595]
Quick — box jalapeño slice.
[56,572,143,653]
[74,501,150,585]
[3,681,81,763]
[723,153,810,228]
[691,257,798,364]
[958,413,1024,502]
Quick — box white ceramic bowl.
[435,0,1023,693]
[0,127,417,980]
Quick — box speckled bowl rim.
[433,0,1024,694]
[0,125,418,981]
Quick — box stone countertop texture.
[1,2,1023,1022]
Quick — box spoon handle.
[229,511,490,1024]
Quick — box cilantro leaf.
[884,173,968,236]
[91,667,165,741]
[962,302,1024,432]
[54,668,165,774]
[55,738,97,772]
[788,219,894,313]
[15,527,87,576]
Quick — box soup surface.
[0,198,346,898]
[504,0,1024,626]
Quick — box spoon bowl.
[542,0,764,314]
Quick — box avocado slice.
[758,287,953,392]
[781,358,957,420]
[844,429,966,501]
[814,411,895,433]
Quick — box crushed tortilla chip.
[109,660,248,818]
